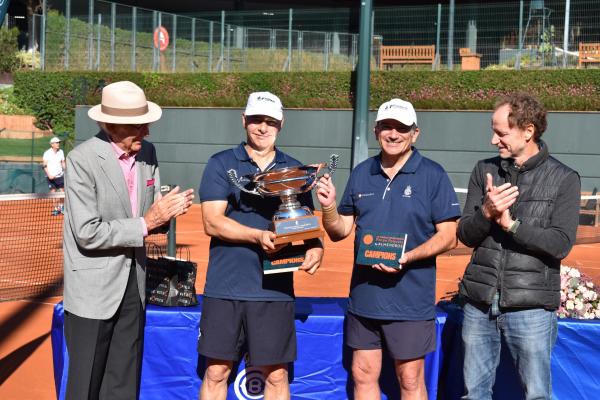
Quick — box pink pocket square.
[146,179,155,187]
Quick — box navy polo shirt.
[199,142,313,301]
[339,148,461,320]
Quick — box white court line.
[16,299,61,306]
[0,278,48,286]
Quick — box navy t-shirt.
[338,149,461,320]
[199,142,314,301]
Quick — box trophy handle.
[327,154,339,176]
[227,169,262,196]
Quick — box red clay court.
[1,204,600,399]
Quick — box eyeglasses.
[377,122,415,134]
[246,116,281,127]
[127,123,150,131]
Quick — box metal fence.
[31,0,600,72]
[39,0,360,73]
[375,0,600,70]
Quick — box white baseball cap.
[49,137,61,144]
[376,98,417,126]
[244,91,283,121]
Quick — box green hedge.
[12,69,600,135]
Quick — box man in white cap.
[316,98,460,399]
[62,81,194,400]
[198,91,324,399]
[43,136,65,192]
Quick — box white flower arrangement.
[559,265,600,319]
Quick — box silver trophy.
[227,154,338,245]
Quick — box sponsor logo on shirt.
[357,192,375,198]
[403,185,412,198]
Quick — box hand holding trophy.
[227,154,339,273]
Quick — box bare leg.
[200,358,233,400]
[352,349,383,400]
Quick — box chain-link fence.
[376,0,600,70]
[29,0,600,72]
[39,0,360,73]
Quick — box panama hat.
[88,81,162,124]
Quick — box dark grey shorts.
[197,297,296,367]
[345,312,436,360]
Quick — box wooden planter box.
[459,48,481,71]
[0,114,52,139]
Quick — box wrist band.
[321,202,339,224]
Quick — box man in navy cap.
[317,98,460,400]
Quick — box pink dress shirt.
[109,140,148,236]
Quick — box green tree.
[0,27,20,73]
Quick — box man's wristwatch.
[507,219,521,234]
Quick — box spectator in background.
[43,136,65,192]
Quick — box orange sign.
[153,26,169,52]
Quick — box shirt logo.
[403,185,412,198]
[357,192,375,198]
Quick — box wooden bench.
[578,43,600,67]
[580,190,600,227]
[379,45,435,69]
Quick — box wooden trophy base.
[273,228,324,246]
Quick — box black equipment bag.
[145,244,198,307]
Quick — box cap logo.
[385,104,408,111]
[257,96,276,104]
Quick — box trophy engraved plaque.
[227,154,339,247]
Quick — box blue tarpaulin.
[51,297,600,399]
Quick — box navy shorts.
[198,297,296,366]
[345,312,436,360]
[48,176,64,190]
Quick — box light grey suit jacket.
[63,131,161,319]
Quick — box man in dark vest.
[458,93,580,400]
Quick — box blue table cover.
[51,298,600,400]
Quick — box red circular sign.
[153,26,169,52]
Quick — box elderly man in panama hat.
[62,81,194,400]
